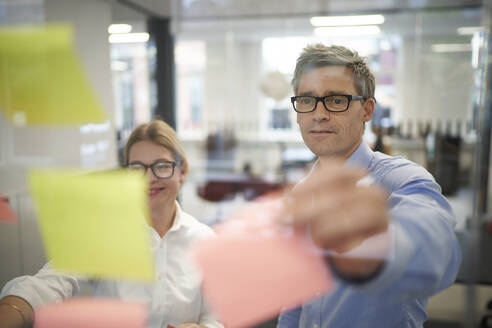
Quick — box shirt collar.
[148,201,187,239]
[168,201,185,232]
[309,141,373,177]
[345,140,373,170]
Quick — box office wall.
[395,36,474,128]
[0,0,118,288]
[203,40,263,138]
[179,33,477,166]
[44,0,118,169]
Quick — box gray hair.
[292,44,375,99]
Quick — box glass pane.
[174,2,491,327]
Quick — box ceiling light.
[108,33,150,44]
[314,26,381,37]
[432,43,472,53]
[456,26,483,35]
[108,24,133,34]
[311,14,385,27]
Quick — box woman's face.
[128,140,185,214]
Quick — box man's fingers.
[278,158,389,252]
[293,164,367,198]
[310,204,388,250]
[285,188,353,226]
[283,168,368,225]
[287,185,389,251]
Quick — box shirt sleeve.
[355,163,462,300]
[0,262,88,309]
[277,306,301,328]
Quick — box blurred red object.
[197,174,283,202]
[34,298,146,328]
[488,220,492,235]
[0,195,17,223]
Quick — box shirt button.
[313,324,319,328]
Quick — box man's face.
[296,65,374,159]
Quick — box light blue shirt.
[277,141,462,328]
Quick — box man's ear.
[362,98,375,123]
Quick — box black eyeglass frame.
[291,94,366,113]
[125,161,178,179]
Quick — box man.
[278,44,461,327]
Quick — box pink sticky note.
[0,196,17,223]
[192,198,332,328]
[34,298,147,328]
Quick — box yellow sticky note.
[0,24,107,125]
[28,169,154,282]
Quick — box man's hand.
[283,160,389,279]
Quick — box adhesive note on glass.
[35,298,147,328]
[192,198,332,328]
[0,24,107,126]
[28,169,154,281]
[0,195,17,223]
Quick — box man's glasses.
[126,161,177,179]
[291,94,365,113]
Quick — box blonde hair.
[292,44,375,99]
[124,120,189,176]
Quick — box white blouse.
[1,202,222,328]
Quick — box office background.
[0,0,491,327]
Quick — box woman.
[0,120,222,328]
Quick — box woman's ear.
[178,170,187,185]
